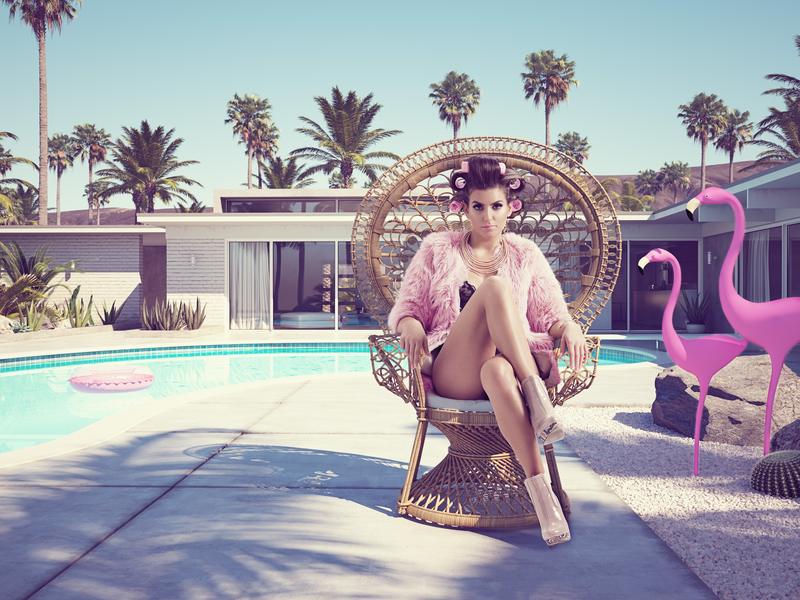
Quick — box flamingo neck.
[720,196,745,317]
[661,256,687,364]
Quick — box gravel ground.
[558,406,800,600]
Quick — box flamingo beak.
[637,256,649,274]
[686,197,700,221]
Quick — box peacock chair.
[351,136,621,529]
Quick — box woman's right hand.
[397,317,429,370]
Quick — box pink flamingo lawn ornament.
[638,248,747,475]
[687,187,800,455]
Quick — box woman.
[387,155,588,547]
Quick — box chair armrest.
[551,336,601,406]
[368,333,425,409]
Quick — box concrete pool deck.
[0,332,722,599]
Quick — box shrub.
[181,297,207,330]
[96,299,126,325]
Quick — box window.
[742,227,781,302]
[229,242,270,330]
[629,241,698,330]
[338,242,380,329]
[273,242,335,329]
[788,223,800,297]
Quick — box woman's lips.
[481,225,496,229]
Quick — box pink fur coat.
[387,230,572,386]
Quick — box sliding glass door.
[229,242,270,329]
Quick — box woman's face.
[465,187,511,239]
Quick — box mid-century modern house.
[2,158,799,335]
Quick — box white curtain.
[229,242,270,329]
[746,230,770,302]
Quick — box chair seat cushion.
[421,373,494,412]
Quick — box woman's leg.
[432,275,539,399]
[480,356,545,478]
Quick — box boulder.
[0,315,16,333]
[771,419,800,451]
[652,354,800,447]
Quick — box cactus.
[751,450,800,498]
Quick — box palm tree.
[96,120,201,220]
[659,161,692,203]
[225,93,275,189]
[634,169,664,198]
[175,198,206,213]
[713,109,753,183]
[7,183,39,224]
[762,35,800,105]
[677,93,728,192]
[554,131,590,163]
[291,87,402,188]
[260,156,315,189]
[3,0,82,226]
[428,71,481,139]
[72,123,111,224]
[47,133,76,225]
[82,180,112,224]
[251,120,280,188]
[521,50,578,147]
[0,134,37,209]
[746,100,800,169]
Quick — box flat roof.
[0,226,164,234]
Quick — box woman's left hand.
[559,321,588,371]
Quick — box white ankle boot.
[520,374,564,445]
[524,473,571,546]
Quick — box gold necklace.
[459,231,507,275]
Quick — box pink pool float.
[69,366,154,393]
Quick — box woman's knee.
[479,275,513,302]
[480,355,516,387]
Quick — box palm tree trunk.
[87,161,94,224]
[96,195,100,225]
[38,28,48,226]
[545,104,551,147]
[247,146,253,189]
[56,171,61,226]
[728,149,735,184]
[700,138,707,193]
[453,121,458,140]
[258,161,263,189]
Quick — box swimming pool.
[0,343,656,454]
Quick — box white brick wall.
[166,238,226,327]
[0,234,142,327]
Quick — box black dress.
[459,280,477,310]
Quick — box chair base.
[397,416,571,529]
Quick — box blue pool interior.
[0,343,657,454]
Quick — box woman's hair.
[448,155,524,206]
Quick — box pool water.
[0,343,654,454]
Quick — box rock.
[771,419,800,451]
[0,315,16,333]
[652,354,800,447]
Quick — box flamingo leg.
[762,351,788,455]
[693,380,710,476]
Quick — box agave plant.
[65,285,95,328]
[96,299,126,325]
[181,297,207,330]
[680,290,711,325]
[141,298,185,330]
[19,299,48,331]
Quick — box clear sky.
[2,0,799,213]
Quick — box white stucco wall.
[0,231,146,327]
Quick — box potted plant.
[680,290,710,333]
